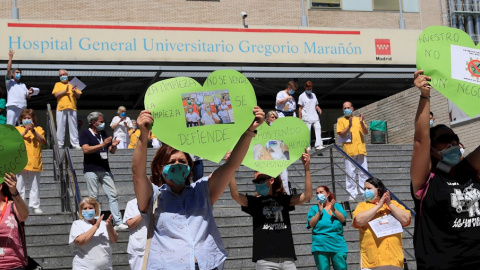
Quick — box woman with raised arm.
[411,70,480,269]
[306,186,348,270]
[228,148,312,269]
[353,177,411,270]
[132,107,264,270]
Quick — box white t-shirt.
[69,219,113,270]
[185,112,200,123]
[218,110,230,123]
[275,90,296,113]
[298,91,320,122]
[201,112,220,125]
[5,79,28,108]
[110,116,133,141]
[123,198,147,256]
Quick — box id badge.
[100,152,108,159]
[0,247,4,256]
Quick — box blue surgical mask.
[188,109,193,112]
[96,122,105,131]
[82,209,95,220]
[364,190,376,202]
[289,90,295,95]
[440,145,462,166]
[22,119,32,126]
[15,73,21,80]
[60,75,68,82]
[255,182,270,196]
[429,120,434,127]
[306,90,312,95]
[343,109,352,117]
[162,164,191,185]
[120,112,126,117]
[317,194,326,203]
[206,107,211,112]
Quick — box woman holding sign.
[228,148,312,269]
[411,70,480,269]
[0,173,29,270]
[132,107,264,270]
[15,109,46,214]
[352,177,411,270]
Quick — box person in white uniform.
[5,50,33,126]
[201,107,220,125]
[275,81,297,118]
[110,106,133,149]
[298,81,324,151]
[123,198,147,270]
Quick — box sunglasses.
[252,177,271,185]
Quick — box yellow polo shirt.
[353,201,411,269]
[336,116,367,156]
[128,129,141,149]
[15,126,45,171]
[52,82,81,111]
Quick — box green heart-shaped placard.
[241,117,310,177]
[145,70,256,163]
[417,26,480,117]
[0,124,28,183]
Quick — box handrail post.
[329,147,336,195]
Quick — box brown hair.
[18,109,37,125]
[305,81,313,88]
[150,143,194,186]
[318,185,336,202]
[78,197,100,219]
[272,175,287,197]
[286,81,298,90]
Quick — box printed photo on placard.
[182,90,234,127]
[253,140,290,160]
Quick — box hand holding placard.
[417,26,480,117]
[0,125,28,183]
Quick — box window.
[373,0,402,11]
[311,0,341,9]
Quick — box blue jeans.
[84,171,122,225]
[313,251,348,270]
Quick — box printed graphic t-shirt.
[412,159,480,269]
[242,194,296,262]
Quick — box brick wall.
[0,0,442,29]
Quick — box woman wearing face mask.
[110,106,133,149]
[132,107,264,269]
[411,70,480,269]
[228,148,312,269]
[185,106,200,127]
[265,110,278,126]
[200,104,220,126]
[128,120,142,149]
[353,177,411,270]
[275,81,297,118]
[69,197,118,270]
[15,109,46,214]
[306,186,348,270]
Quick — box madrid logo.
[375,39,392,61]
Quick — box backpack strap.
[141,189,161,270]
[415,172,435,216]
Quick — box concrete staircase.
[25,144,415,269]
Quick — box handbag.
[141,190,162,270]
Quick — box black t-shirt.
[241,194,296,262]
[79,129,111,173]
[411,159,480,269]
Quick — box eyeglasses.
[437,143,458,152]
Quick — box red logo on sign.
[375,39,391,55]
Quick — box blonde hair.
[78,197,100,219]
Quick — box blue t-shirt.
[0,98,6,124]
[306,203,348,253]
[79,129,112,173]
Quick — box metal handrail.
[46,104,71,214]
[65,147,81,220]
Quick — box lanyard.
[0,197,8,223]
[89,128,105,150]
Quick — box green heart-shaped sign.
[145,70,256,163]
[417,26,480,117]
[0,124,28,183]
[241,117,310,177]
